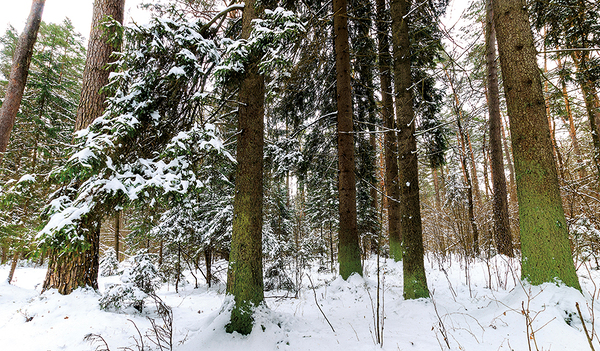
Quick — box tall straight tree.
[390,0,429,299]
[0,0,45,163]
[43,0,125,294]
[225,0,265,335]
[376,0,401,260]
[334,0,362,279]
[493,0,580,289]
[485,0,513,257]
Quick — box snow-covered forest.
[1,0,600,350]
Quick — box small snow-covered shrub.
[264,257,295,292]
[99,247,121,277]
[100,253,161,312]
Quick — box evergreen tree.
[0,19,85,281]
[43,0,125,295]
[334,0,363,279]
[494,0,581,289]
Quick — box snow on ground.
[1,255,599,351]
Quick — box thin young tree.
[0,0,45,164]
[493,0,580,289]
[390,0,429,299]
[43,0,125,294]
[376,0,401,261]
[225,0,266,335]
[334,0,362,279]
[485,0,513,257]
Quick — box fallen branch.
[577,302,596,351]
[307,274,335,333]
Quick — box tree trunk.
[205,249,212,287]
[457,121,480,256]
[572,51,600,180]
[446,68,480,256]
[390,0,429,299]
[493,0,580,289]
[225,0,265,335]
[75,0,125,131]
[500,113,518,204]
[114,211,120,261]
[0,0,45,163]
[556,55,585,178]
[7,252,19,284]
[376,0,401,261]
[485,0,513,257]
[334,0,362,279]
[43,0,125,295]
[43,216,101,293]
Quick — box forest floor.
[1,255,599,351]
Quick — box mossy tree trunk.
[376,0,401,261]
[43,0,125,295]
[390,0,429,299]
[0,0,45,163]
[225,0,265,335]
[485,0,513,257]
[493,0,580,289]
[334,0,362,279]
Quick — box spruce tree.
[494,0,580,289]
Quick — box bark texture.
[493,0,580,289]
[0,0,45,161]
[334,0,362,279]
[390,0,429,299]
[485,0,513,257]
[75,0,125,130]
[43,0,125,295]
[376,0,401,261]
[225,0,265,335]
[43,216,101,293]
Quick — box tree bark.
[114,210,120,261]
[390,0,429,299]
[485,0,513,257]
[75,0,125,131]
[334,0,362,279]
[572,51,600,180]
[500,113,518,203]
[7,252,19,284]
[556,55,584,178]
[0,0,45,163]
[493,0,580,289]
[43,216,101,293]
[376,0,401,261]
[43,0,125,295]
[225,0,265,335]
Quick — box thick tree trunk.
[225,0,265,335]
[334,0,362,279]
[485,0,513,257]
[376,0,401,261]
[390,0,429,299]
[43,216,101,293]
[493,0,580,289]
[43,0,125,295]
[75,0,125,130]
[0,0,45,163]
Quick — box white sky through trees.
[0,0,148,42]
